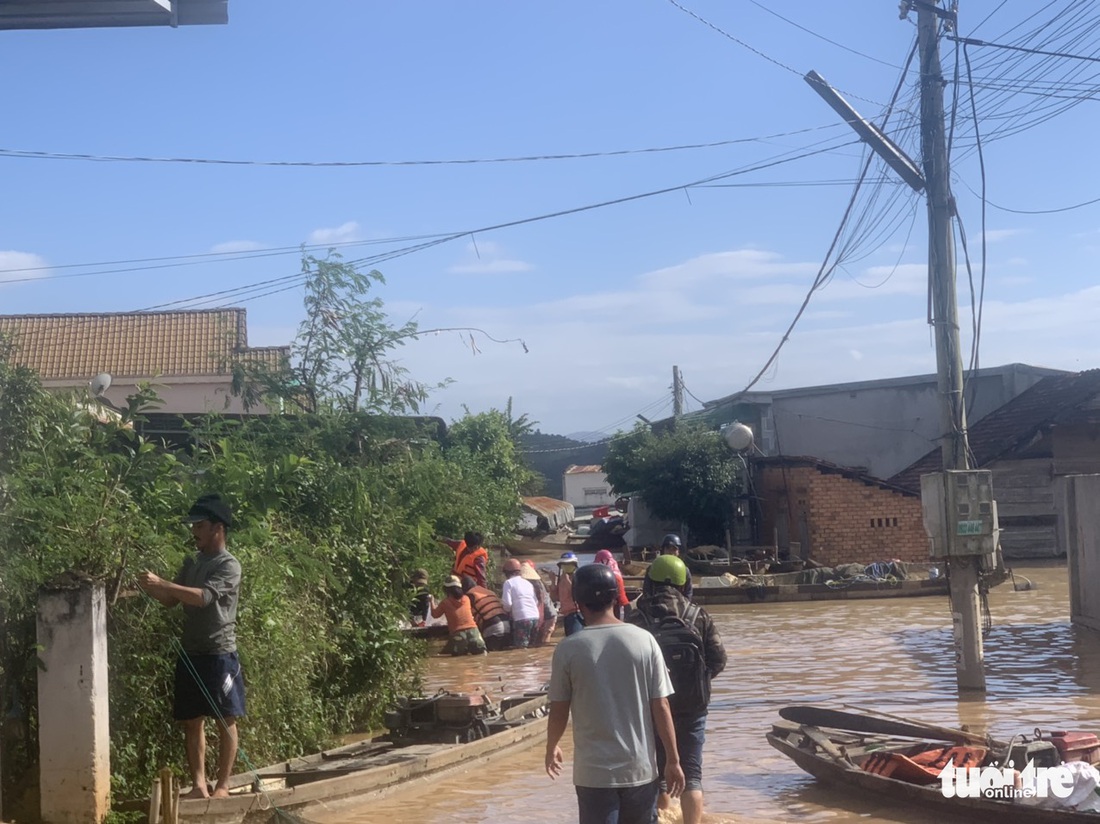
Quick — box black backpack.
[641,604,709,716]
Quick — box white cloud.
[447,241,534,275]
[0,250,50,283]
[210,240,264,254]
[374,246,1100,434]
[982,228,1025,243]
[640,249,817,289]
[308,221,362,245]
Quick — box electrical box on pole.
[921,470,1000,559]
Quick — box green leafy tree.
[234,251,443,414]
[0,359,529,813]
[602,424,744,545]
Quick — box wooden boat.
[690,568,950,606]
[132,691,549,824]
[768,706,1100,822]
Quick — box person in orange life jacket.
[430,576,487,655]
[521,561,557,646]
[550,552,584,636]
[594,549,630,619]
[438,530,489,589]
[460,574,511,651]
[659,534,693,600]
[628,555,726,824]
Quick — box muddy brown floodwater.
[312,562,1100,823]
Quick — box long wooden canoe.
[768,714,1100,822]
[134,692,548,824]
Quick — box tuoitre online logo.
[939,760,1075,800]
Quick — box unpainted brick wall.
[758,464,927,567]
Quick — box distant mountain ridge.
[566,430,609,444]
[520,430,610,499]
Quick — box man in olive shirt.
[138,493,245,799]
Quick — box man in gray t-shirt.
[138,493,245,800]
[546,564,685,823]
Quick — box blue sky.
[2,1,1099,435]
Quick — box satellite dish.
[89,372,112,397]
[724,422,754,452]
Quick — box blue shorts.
[656,712,706,792]
[562,612,586,636]
[173,651,247,721]
[576,781,659,824]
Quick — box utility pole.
[672,365,684,418]
[917,0,985,691]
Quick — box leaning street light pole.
[807,0,984,690]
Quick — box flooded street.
[314,562,1099,823]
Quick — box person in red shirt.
[430,576,487,655]
[438,531,489,588]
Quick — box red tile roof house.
[0,308,289,416]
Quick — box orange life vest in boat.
[466,586,508,630]
[861,745,987,785]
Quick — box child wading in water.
[430,575,487,655]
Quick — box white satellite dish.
[89,372,112,397]
[723,422,754,452]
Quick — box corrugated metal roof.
[564,464,603,474]
[889,369,1100,492]
[521,497,575,530]
[0,309,289,380]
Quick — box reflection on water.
[313,562,1097,823]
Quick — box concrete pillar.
[1061,474,1100,632]
[37,580,110,824]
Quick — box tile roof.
[889,369,1100,492]
[0,309,289,380]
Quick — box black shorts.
[173,651,247,721]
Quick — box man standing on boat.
[438,530,489,588]
[628,555,726,824]
[545,563,685,823]
[137,493,245,800]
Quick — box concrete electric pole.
[916,0,985,692]
[806,0,986,691]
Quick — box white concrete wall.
[1060,475,1100,632]
[562,470,614,509]
[43,375,276,415]
[37,583,110,824]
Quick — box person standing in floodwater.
[546,563,685,823]
[138,493,246,800]
[553,551,584,636]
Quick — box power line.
[956,178,1100,215]
[745,0,903,69]
[664,0,893,110]
[0,124,846,169]
[152,138,860,313]
[950,34,1100,64]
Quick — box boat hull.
[768,723,1097,822]
[135,696,548,823]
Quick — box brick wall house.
[755,456,927,567]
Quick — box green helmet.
[647,554,689,587]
